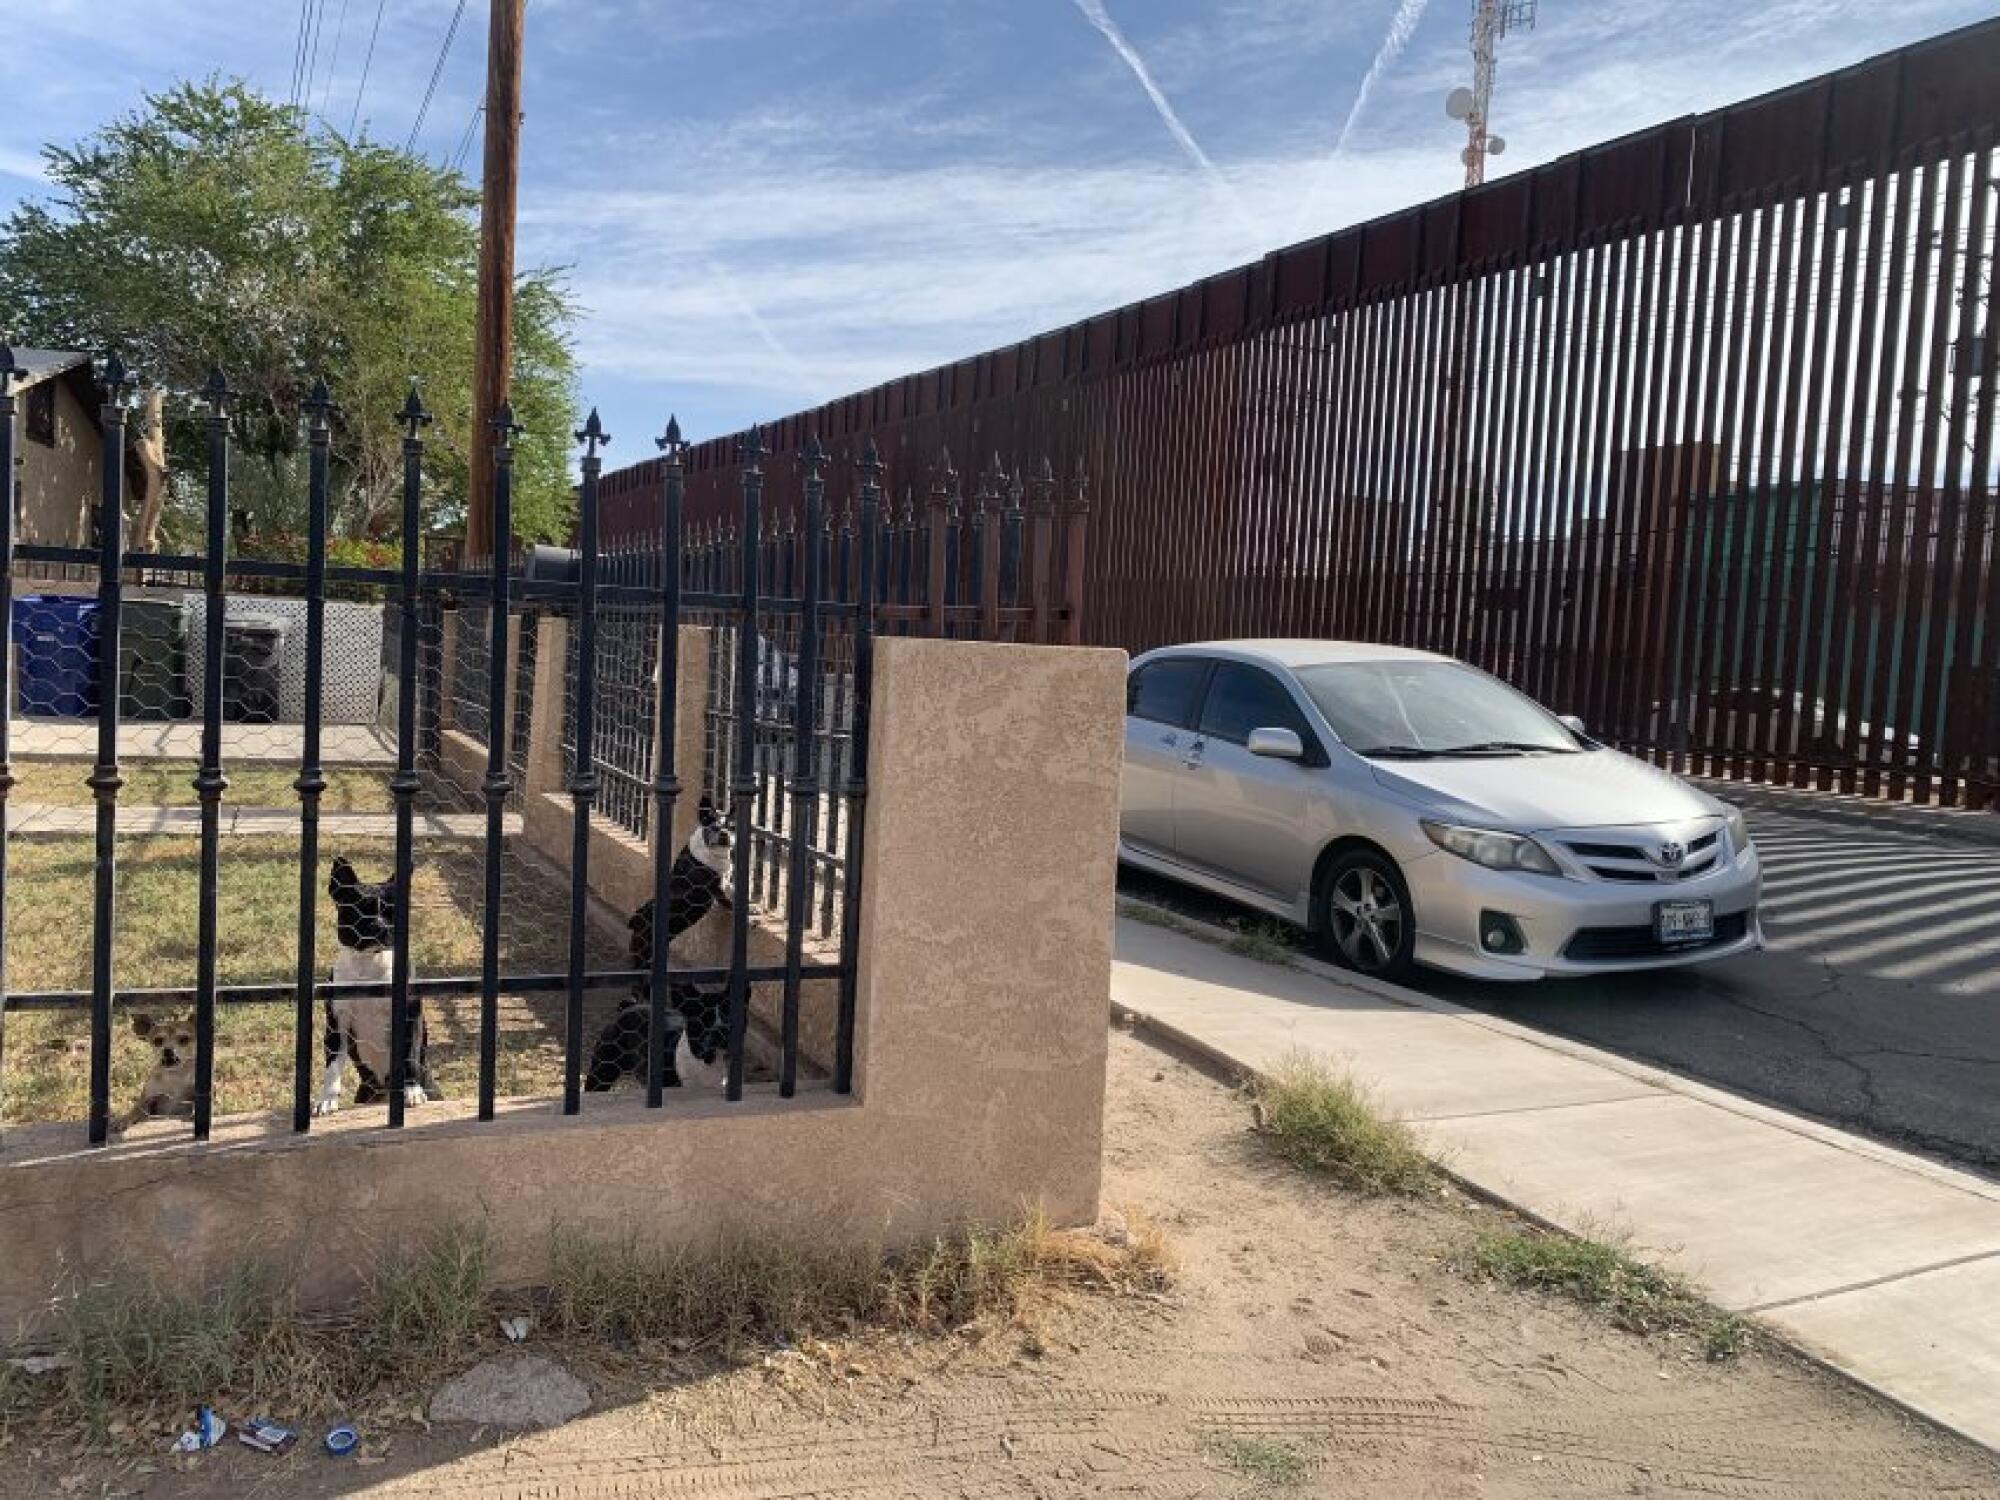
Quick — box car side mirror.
[1558,714,1587,736]
[1246,726,1305,760]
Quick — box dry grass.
[11,1213,1168,1437]
[545,1208,1173,1353]
[44,1260,326,1419]
[1465,1227,1749,1361]
[1223,923,1297,966]
[9,759,394,811]
[32,1224,494,1428]
[1117,900,1190,932]
[1249,1051,1438,1196]
[1203,1431,1311,1490]
[0,835,624,1124]
[357,1220,498,1378]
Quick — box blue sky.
[1,0,1992,460]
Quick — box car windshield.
[1292,661,1581,758]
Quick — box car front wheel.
[1317,849,1415,981]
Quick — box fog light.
[1480,911,1526,955]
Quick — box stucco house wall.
[13,368,101,548]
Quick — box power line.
[347,0,390,138]
[448,1,526,171]
[407,0,470,153]
[454,104,484,173]
[289,0,314,107]
[302,0,331,112]
[318,0,352,117]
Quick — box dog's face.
[132,1012,195,1076]
[686,796,733,877]
[330,856,398,953]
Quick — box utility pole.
[466,0,525,561]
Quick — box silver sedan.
[1118,640,1763,982]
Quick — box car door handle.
[1181,738,1206,769]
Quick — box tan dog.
[114,1012,197,1134]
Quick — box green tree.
[0,79,579,546]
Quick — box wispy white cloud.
[0,147,46,184]
[527,146,1440,416]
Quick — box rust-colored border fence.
[601,20,2000,808]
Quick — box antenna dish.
[1445,86,1475,121]
[1488,136,1507,156]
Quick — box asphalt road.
[1120,808,2000,1179]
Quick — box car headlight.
[1723,804,1751,855]
[1420,820,1562,876]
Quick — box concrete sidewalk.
[1111,910,2000,1454]
[10,718,396,764]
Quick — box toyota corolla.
[1119,640,1763,981]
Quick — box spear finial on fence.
[859,436,883,488]
[803,432,826,477]
[491,400,522,450]
[99,353,134,405]
[302,376,336,438]
[932,446,958,518]
[400,380,432,437]
[1068,456,1091,514]
[202,366,235,415]
[576,407,611,457]
[738,423,767,466]
[657,413,685,456]
[1032,455,1057,514]
[972,453,997,518]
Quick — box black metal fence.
[0,355,879,1146]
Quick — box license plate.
[1654,899,1714,945]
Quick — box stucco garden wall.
[0,636,1125,1336]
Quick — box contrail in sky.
[703,258,818,398]
[1331,0,1433,158]
[1070,0,1249,230]
[1293,0,1434,237]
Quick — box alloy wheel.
[1329,866,1404,972]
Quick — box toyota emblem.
[1656,841,1686,868]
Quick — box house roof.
[3,348,91,387]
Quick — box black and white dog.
[315,856,438,1115]
[584,981,731,1093]
[625,795,733,960]
[585,796,735,1092]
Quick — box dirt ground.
[12,1029,1998,1499]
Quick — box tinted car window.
[1198,663,1315,748]
[1127,658,1208,727]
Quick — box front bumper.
[1404,840,1764,982]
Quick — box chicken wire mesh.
[0,566,716,1127]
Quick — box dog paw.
[312,1096,342,1117]
[404,1084,428,1108]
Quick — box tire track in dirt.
[353,1384,1962,1500]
